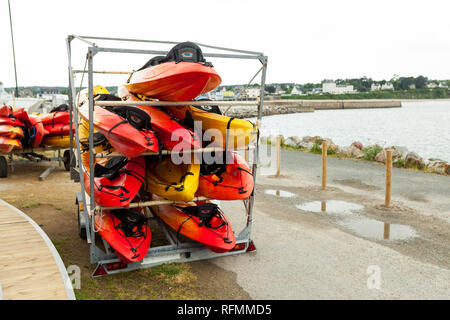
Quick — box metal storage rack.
[0,146,71,179]
[66,35,267,276]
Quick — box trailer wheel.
[77,202,87,240]
[63,150,71,172]
[0,156,7,178]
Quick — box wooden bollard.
[322,141,327,190]
[385,149,392,207]
[276,135,281,176]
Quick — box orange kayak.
[0,125,24,139]
[0,136,22,153]
[125,61,221,101]
[197,152,254,200]
[151,194,235,253]
[95,209,151,263]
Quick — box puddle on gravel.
[264,189,296,198]
[296,200,418,241]
[296,200,363,215]
[338,218,417,241]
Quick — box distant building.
[372,82,394,91]
[381,82,394,90]
[19,88,33,97]
[427,82,438,89]
[371,83,381,91]
[290,86,304,95]
[322,82,355,94]
[409,84,416,90]
[274,85,285,95]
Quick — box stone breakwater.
[220,99,402,118]
[262,135,450,176]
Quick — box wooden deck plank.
[0,200,74,300]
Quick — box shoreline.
[223,99,402,118]
[261,135,450,177]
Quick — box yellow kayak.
[146,156,200,202]
[166,105,257,149]
[41,135,75,148]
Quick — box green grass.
[362,145,383,161]
[22,202,41,208]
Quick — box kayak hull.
[78,104,159,158]
[0,136,22,153]
[125,61,221,101]
[95,210,151,263]
[0,125,24,139]
[81,153,146,208]
[151,195,235,253]
[165,105,257,149]
[197,152,254,200]
[146,156,200,202]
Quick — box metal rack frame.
[66,35,267,276]
[0,146,71,178]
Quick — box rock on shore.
[261,134,449,176]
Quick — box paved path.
[210,149,450,299]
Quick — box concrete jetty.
[223,99,402,118]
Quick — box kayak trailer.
[0,146,72,179]
[66,35,267,277]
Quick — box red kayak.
[95,209,151,263]
[28,115,47,148]
[82,153,146,208]
[125,61,221,101]
[44,123,74,137]
[197,152,254,200]
[0,136,22,153]
[120,86,201,151]
[0,125,24,139]
[151,194,235,253]
[0,105,13,117]
[79,103,159,158]
[12,108,29,123]
[125,41,221,101]
[39,111,70,126]
[0,117,24,127]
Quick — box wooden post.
[385,149,392,207]
[383,223,390,240]
[276,135,281,176]
[322,141,327,190]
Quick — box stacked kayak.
[78,42,257,261]
[0,106,24,153]
[40,104,75,148]
[0,103,77,152]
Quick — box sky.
[1,0,450,88]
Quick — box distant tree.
[415,75,428,89]
[265,85,276,94]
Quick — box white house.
[290,86,303,95]
[381,82,394,90]
[371,83,381,91]
[322,82,355,94]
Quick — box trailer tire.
[63,150,71,171]
[0,156,7,178]
[77,203,87,240]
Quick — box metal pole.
[87,48,95,228]
[7,0,19,98]
[67,36,91,243]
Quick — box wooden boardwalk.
[0,200,75,300]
